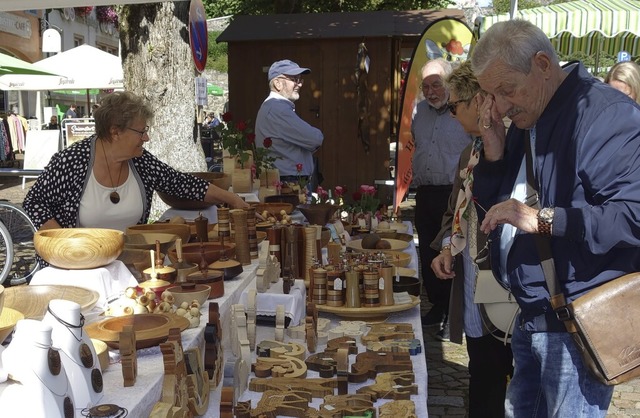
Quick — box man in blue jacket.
[471,20,640,416]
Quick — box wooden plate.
[346,238,410,252]
[316,294,421,322]
[85,313,190,349]
[373,231,414,242]
[4,285,100,320]
[394,267,417,277]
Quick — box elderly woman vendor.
[24,91,247,231]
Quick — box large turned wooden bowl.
[156,172,231,210]
[0,307,24,344]
[34,228,124,270]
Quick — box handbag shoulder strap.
[524,131,566,308]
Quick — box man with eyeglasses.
[255,59,324,190]
[411,58,472,340]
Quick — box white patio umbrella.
[0,44,124,91]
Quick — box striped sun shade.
[481,0,640,56]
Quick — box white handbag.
[473,269,520,344]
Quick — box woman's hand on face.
[477,94,506,162]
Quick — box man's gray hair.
[471,19,559,76]
[421,58,454,78]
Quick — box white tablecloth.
[238,278,306,327]
[29,260,139,311]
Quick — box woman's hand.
[431,249,455,280]
[227,192,249,209]
[477,94,506,162]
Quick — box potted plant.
[215,112,255,192]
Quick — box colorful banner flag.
[394,17,475,213]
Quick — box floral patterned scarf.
[451,136,483,256]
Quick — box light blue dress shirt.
[410,100,473,186]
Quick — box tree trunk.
[120,2,207,221]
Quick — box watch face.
[540,208,554,222]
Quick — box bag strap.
[524,131,567,309]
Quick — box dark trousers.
[466,334,514,418]
[415,185,453,315]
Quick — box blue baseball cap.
[268,59,311,81]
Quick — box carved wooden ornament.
[119,324,137,387]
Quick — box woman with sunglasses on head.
[430,60,513,418]
[24,91,248,234]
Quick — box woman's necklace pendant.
[110,191,120,204]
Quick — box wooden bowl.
[126,223,191,245]
[167,242,236,265]
[3,285,100,320]
[374,230,414,242]
[124,232,178,253]
[0,285,5,316]
[86,313,189,349]
[167,283,211,307]
[383,251,412,268]
[91,338,109,371]
[297,203,340,226]
[264,193,301,207]
[392,276,421,297]
[252,202,294,217]
[0,307,24,344]
[156,172,231,210]
[34,228,124,270]
[346,238,410,252]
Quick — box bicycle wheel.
[0,202,40,286]
[0,221,13,285]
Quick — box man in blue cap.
[255,59,324,188]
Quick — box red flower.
[263,137,273,148]
[236,121,247,131]
[246,133,255,145]
[445,39,464,55]
[334,185,344,197]
[352,191,362,201]
[221,112,233,122]
[296,163,303,173]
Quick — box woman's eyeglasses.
[447,99,468,116]
[127,126,150,138]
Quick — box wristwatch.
[537,207,555,236]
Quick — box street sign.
[617,51,631,63]
[189,0,208,73]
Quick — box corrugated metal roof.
[217,9,466,42]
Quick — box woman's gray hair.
[93,91,154,140]
[471,19,559,76]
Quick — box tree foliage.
[207,31,228,72]
[203,0,452,18]
[492,0,576,15]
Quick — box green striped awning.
[481,0,640,56]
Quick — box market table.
[0,221,426,417]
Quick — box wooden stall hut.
[217,9,464,205]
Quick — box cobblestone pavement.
[2,176,640,416]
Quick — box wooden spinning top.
[208,234,243,280]
[140,248,171,290]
